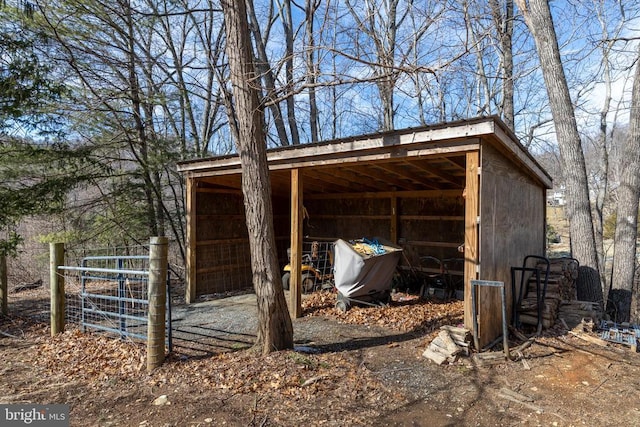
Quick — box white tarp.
[333,238,402,298]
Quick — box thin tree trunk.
[346,0,403,131]
[246,2,291,146]
[381,0,398,131]
[193,9,227,156]
[515,0,599,274]
[330,9,339,140]
[464,0,491,116]
[594,40,613,296]
[593,4,627,300]
[220,0,294,353]
[123,0,159,237]
[305,0,320,143]
[490,0,514,129]
[608,44,640,322]
[159,11,201,157]
[282,0,300,145]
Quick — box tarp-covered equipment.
[333,238,402,311]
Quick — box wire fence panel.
[284,240,335,292]
[60,254,171,347]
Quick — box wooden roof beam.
[322,167,386,192]
[406,160,463,187]
[358,165,417,191]
[371,163,434,190]
[302,169,361,193]
[440,156,466,171]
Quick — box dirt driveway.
[1,289,640,426]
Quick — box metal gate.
[59,254,172,347]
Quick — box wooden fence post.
[147,236,168,371]
[1,254,7,316]
[50,242,65,336]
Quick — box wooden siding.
[477,143,546,347]
[303,189,465,269]
[463,152,480,330]
[193,187,252,296]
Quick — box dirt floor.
[1,286,640,427]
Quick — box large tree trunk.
[220,0,294,353]
[608,45,640,323]
[576,266,604,310]
[515,0,599,273]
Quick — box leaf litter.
[3,289,466,425]
[7,288,637,426]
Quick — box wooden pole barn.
[177,116,552,347]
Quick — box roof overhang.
[177,116,552,196]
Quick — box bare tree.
[401,1,446,125]
[220,0,293,353]
[345,0,411,131]
[150,0,227,158]
[246,1,291,146]
[304,0,321,143]
[35,0,238,262]
[608,44,640,322]
[515,0,599,274]
[281,0,301,145]
[489,0,514,129]
[462,1,492,117]
[588,1,629,291]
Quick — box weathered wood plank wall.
[477,143,545,347]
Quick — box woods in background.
[1,1,640,321]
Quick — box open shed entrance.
[178,117,552,347]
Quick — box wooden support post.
[50,243,65,336]
[464,152,480,331]
[185,177,197,303]
[147,236,168,371]
[542,191,548,255]
[289,169,303,319]
[0,254,7,316]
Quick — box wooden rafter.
[371,163,432,190]
[406,159,463,187]
[357,165,415,191]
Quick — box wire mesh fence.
[61,254,151,341]
[58,244,172,350]
[283,240,335,293]
[195,239,253,296]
